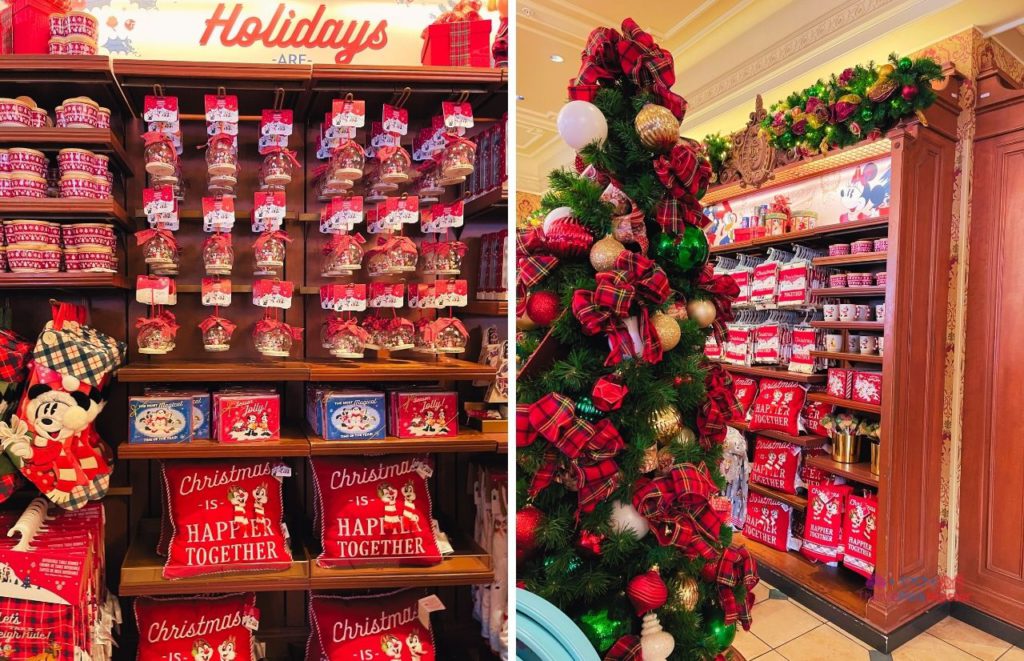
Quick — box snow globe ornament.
[361,315,387,350]
[432,317,469,353]
[380,235,418,273]
[202,233,233,275]
[260,147,299,190]
[254,318,301,357]
[199,315,235,352]
[417,167,445,202]
[421,240,466,275]
[136,312,178,355]
[137,228,178,268]
[377,145,411,184]
[143,131,176,177]
[327,317,369,359]
[205,133,237,177]
[413,318,436,354]
[383,316,415,351]
[331,139,365,180]
[441,134,476,181]
[321,233,364,277]
[254,230,290,276]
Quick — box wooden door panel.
[959,130,1024,624]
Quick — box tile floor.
[736,582,1024,660]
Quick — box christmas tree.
[516,19,757,661]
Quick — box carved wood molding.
[717,95,795,191]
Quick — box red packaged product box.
[1,0,65,55]
[421,19,493,68]
[743,491,793,552]
[388,390,458,438]
[214,392,281,442]
[827,368,854,399]
[852,371,883,405]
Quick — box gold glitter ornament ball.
[635,103,680,152]
[687,298,717,328]
[675,575,700,612]
[651,312,681,352]
[649,405,683,442]
[590,234,626,271]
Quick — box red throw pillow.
[801,484,853,564]
[747,379,807,436]
[135,593,258,661]
[732,376,758,417]
[161,460,292,579]
[843,493,878,579]
[800,399,833,436]
[743,491,792,552]
[308,591,436,661]
[749,437,802,494]
[311,455,442,568]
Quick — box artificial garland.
[760,53,943,154]
[701,133,731,184]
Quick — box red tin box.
[388,390,458,438]
[421,19,492,68]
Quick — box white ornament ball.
[640,613,676,661]
[610,499,649,539]
[542,206,575,233]
[556,100,608,150]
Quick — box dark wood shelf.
[805,455,880,487]
[308,540,493,589]
[728,420,827,448]
[117,432,310,459]
[0,127,131,173]
[810,321,884,331]
[463,185,508,220]
[116,361,310,382]
[811,287,886,298]
[710,217,889,256]
[722,364,826,384]
[463,299,508,316]
[807,392,881,415]
[119,520,310,596]
[309,431,504,455]
[307,357,495,382]
[0,198,131,231]
[749,482,807,510]
[0,272,127,289]
[810,350,884,365]
[812,252,888,267]
[733,531,871,618]
[0,55,131,116]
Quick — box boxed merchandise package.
[1,0,65,55]
[146,387,211,440]
[852,371,883,405]
[129,396,194,444]
[388,390,458,438]
[827,368,854,399]
[315,389,387,441]
[421,18,492,67]
[214,391,280,442]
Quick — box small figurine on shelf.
[253,316,302,357]
[326,315,369,359]
[254,229,291,276]
[136,311,178,355]
[143,131,177,177]
[431,317,469,353]
[321,233,365,277]
[202,233,233,275]
[377,145,412,184]
[440,133,477,182]
[137,228,179,268]
[331,139,366,180]
[260,147,300,190]
[199,315,236,352]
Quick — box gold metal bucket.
[830,432,861,464]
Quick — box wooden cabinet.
[958,67,1024,628]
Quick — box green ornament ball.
[673,224,710,273]
[898,56,913,71]
[706,606,737,650]
[575,395,602,422]
[579,609,630,653]
[651,232,678,262]
[860,107,874,122]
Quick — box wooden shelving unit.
[811,287,886,298]
[308,541,494,589]
[309,431,505,455]
[729,420,827,448]
[0,127,131,172]
[722,364,826,384]
[120,520,310,596]
[117,433,311,459]
[306,357,496,382]
[0,272,128,289]
[812,252,888,267]
[709,217,889,256]
[463,300,508,316]
[749,483,807,510]
[805,455,879,487]
[810,350,884,365]
[806,392,882,415]
[0,197,131,231]
[810,321,884,331]
[116,361,310,382]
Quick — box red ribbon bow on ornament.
[653,140,711,202]
[326,315,370,342]
[442,132,477,150]
[617,19,686,120]
[135,228,178,250]
[424,316,468,343]
[324,232,365,256]
[376,145,411,165]
[655,197,709,233]
[136,310,179,336]
[204,232,232,249]
[205,132,235,150]
[198,315,236,336]
[632,462,725,560]
[571,251,670,366]
[141,131,178,164]
[702,543,759,630]
[253,318,303,341]
[518,393,625,517]
[697,363,743,449]
[253,229,292,251]
[377,234,417,256]
[263,146,302,169]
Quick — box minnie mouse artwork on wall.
[838,162,891,223]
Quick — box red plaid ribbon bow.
[516,228,560,316]
[571,251,670,366]
[632,462,725,560]
[604,635,642,661]
[569,27,621,101]
[697,362,743,449]
[655,197,709,233]
[617,19,687,120]
[518,393,625,516]
[654,141,711,203]
[697,264,741,338]
[702,543,759,630]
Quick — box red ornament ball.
[627,567,669,615]
[901,85,918,102]
[525,291,562,327]
[577,529,605,557]
[544,218,594,257]
[575,154,586,173]
[516,505,546,561]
